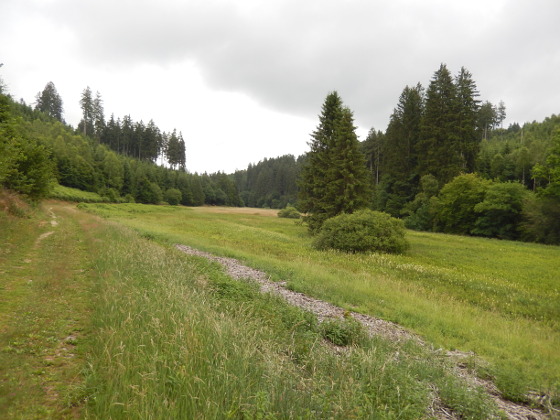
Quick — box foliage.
[521,195,560,244]
[164,187,182,205]
[277,205,301,219]
[417,64,463,184]
[532,128,560,197]
[234,155,301,208]
[472,181,530,239]
[313,209,409,254]
[135,177,163,204]
[376,85,424,214]
[403,174,440,231]
[0,92,55,201]
[437,173,491,234]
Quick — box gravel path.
[175,244,549,420]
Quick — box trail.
[176,244,549,420]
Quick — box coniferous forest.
[1,64,559,244]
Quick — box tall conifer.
[35,81,64,122]
[298,92,370,232]
[455,67,480,172]
[417,64,462,184]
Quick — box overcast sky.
[1,0,559,173]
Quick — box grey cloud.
[41,0,560,130]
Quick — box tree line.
[0,76,239,207]
[34,83,187,169]
[2,64,558,244]
[299,64,560,244]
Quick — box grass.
[84,209,498,419]
[48,184,108,203]
[79,202,560,407]
[1,196,502,418]
[0,198,95,418]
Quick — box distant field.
[80,202,560,404]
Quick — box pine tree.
[92,91,105,140]
[455,67,480,172]
[35,81,64,122]
[380,84,424,214]
[166,129,186,170]
[298,92,370,232]
[326,107,371,214]
[298,91,344,231]
[477,101,497,140]
[79,86,94,137]
[361,128,383,186]
[417,64,462,184]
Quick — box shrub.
[437,173,490,234]
[313,209,409,254]
[277,206,301,219]
[164,188,182,206]
[472,181,530,239]
[101,187,121,203]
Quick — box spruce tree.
[455,67,480,172]
[92,91,105,140]
[79,86,94,137]
[298,91,344,232]
[298,92,370,232]
[326,107,371,215]
[380,84,424,214]
[416,64,462,184]
[35,81,64,122]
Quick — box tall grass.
[85,220,498,419]
[80,203,560,405]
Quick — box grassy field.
[1,198,504,418]
[79,202,560,406]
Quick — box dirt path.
[175,244,549,420]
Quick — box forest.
[1,64,559,244]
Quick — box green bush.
[164,188,182,206]
[277,205,301,219]
[313,209,409,254]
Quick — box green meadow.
[2,198,559,418]
[1,200,504,419]
[81,202,560,406]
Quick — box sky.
[1,0,559,174]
